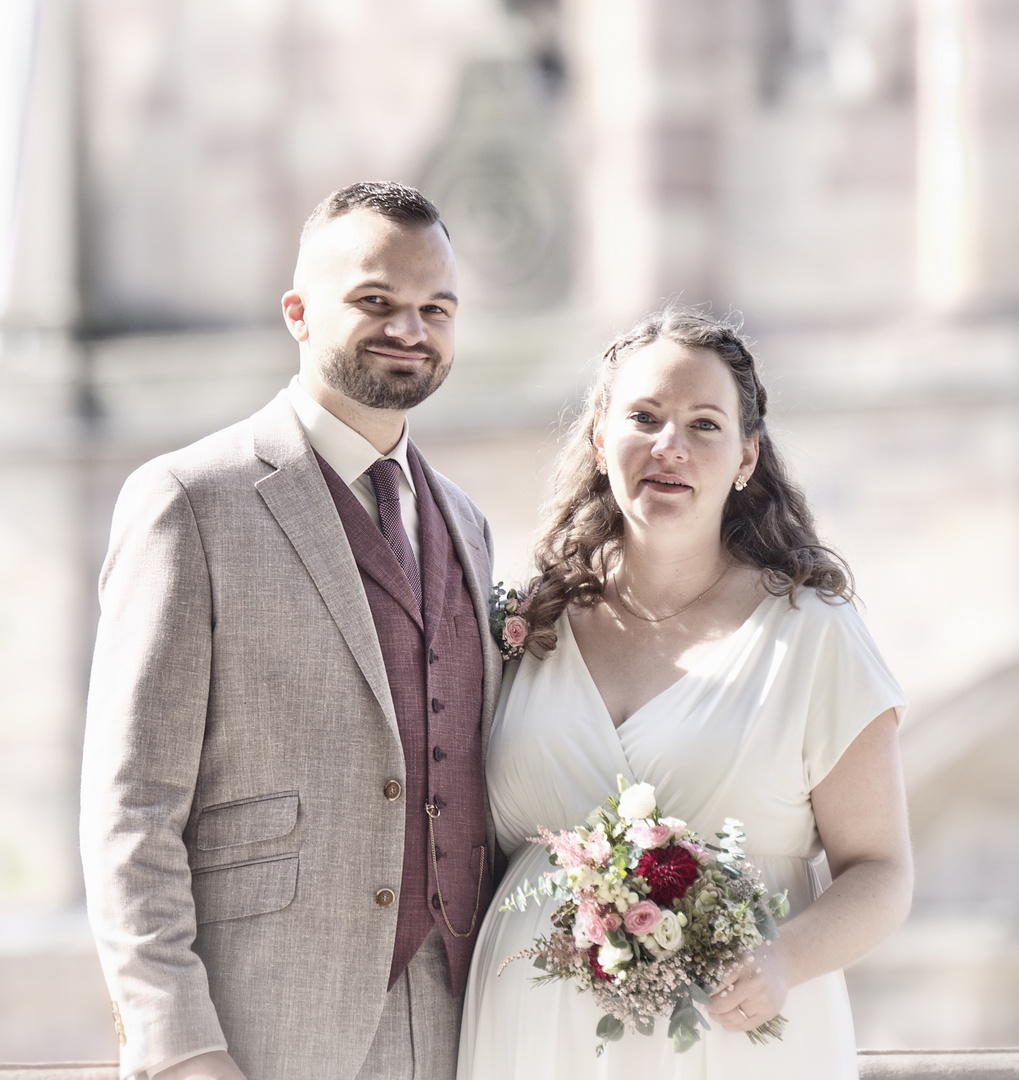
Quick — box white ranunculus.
[597,939,634,972]
[652,909,684,952]
[616,782,657,822]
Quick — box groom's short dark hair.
[301,181,448,242]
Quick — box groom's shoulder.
[132,393,299,487]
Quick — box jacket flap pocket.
[192,853,298,925]
[196,792,299,851]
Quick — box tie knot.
[366,458,402,504]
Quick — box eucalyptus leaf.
[634,1015,655,1037]
[668,1003,699,1037]
[596,1014,625,1042]
[756,908,779,940]
[688,983,712,1006]
[671,1023,701,1053]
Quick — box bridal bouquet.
[500,777,790,1054]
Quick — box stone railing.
[2,1053,1019,1080]
[858,1051,1019,1078]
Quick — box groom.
[80,182,502,1080]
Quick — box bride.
[458,308,913,1079]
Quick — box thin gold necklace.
[612,563,732,623]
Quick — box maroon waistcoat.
[316,449,492,997]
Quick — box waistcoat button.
[432,794,446,809]
[374,888,396,907]
[429,649,438,664]
[383,780,402,800]
[433,746,446,762]
[432,892,441,910]
[431,697,444,712]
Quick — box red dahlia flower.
[635,845,699,906]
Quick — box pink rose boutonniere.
[489,582,533,660]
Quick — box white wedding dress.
[458,590,905,1080]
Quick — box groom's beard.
[319,337,453,411]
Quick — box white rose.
[652,909,684,952]
[597,939,634,973]
[616,782,657,822]
[573,925,593,949]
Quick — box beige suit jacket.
[80,392,502,1080]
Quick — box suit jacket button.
[383,780,402,800]
[375,888,396,907]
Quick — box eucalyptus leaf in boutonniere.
[489,582,533,660]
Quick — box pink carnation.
[625,822,675,849]
[577,900,606,945]
[602,912,622,933]
[623,900,663,935]
[678,840,711,864]
[503,615,528,647]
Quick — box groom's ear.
[282,290,309,342]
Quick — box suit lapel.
[250,393,398,737]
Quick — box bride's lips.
[641,474,692,492]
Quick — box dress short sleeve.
[800,595,907,790]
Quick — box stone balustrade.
[4,1052,1019,1080]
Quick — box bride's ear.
[739,432,760,479]
[592,419,605,456]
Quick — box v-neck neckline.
[564,594,779,732]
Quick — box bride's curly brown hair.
[522,306,854,659]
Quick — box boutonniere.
[489,582,533,660]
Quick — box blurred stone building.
[1,0,1017,1061]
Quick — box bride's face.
[593,339,759,542]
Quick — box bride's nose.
[651,423,688,460]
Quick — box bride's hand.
[707,944,789,1031]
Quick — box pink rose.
[602,912,622,933]
[623,900,663,935]
[577,900,606,945]
[503,615,528,647]
[625,822,675,849]
[660,816,687,833]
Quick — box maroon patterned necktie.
[366,458,422,608]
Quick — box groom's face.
[286,208,459,413]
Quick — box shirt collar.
[286,375,416,492]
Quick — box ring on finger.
[736,1005,749,1020]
